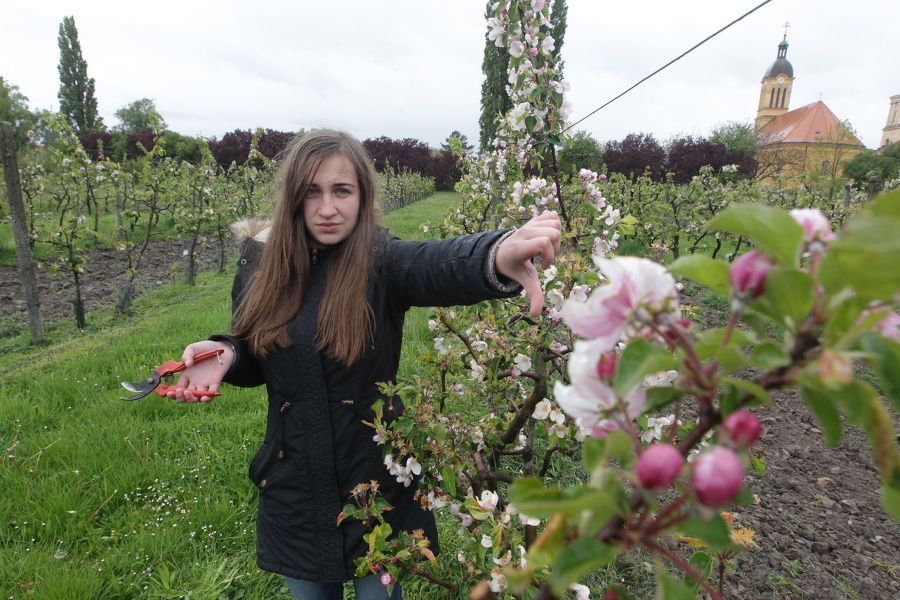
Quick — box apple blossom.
[470,360,486,381]
[561,256,681,352]
[639,414,681,444]
[637,443,684,489]
[790,208,836,242]
[721,411,762,448]
[477,489,500,511]
[554,339,646,436]
[380,573,394,586]
[532,398,553,420]
[876,311,900,339]
[691,446,745,507]
[541,35,555,54]
[514,353,532,372]
[570,583,590,600]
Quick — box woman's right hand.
[169,340,234,403]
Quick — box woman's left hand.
[495,211,562,317]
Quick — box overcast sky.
[1,0,895,151]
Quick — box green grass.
[0,192,461,600]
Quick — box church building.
[753,33,865,180]
[881,94,900,148]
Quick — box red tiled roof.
[759,101,863,146]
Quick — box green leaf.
[677,513,734,552]
[881,484,900,521]
[860,334,900,413]
[751,341,790,370]
[583,432,635,474]
[706,203,804,267]
[715,344,752,373]
[799,385,843,446]
[754,267,815,328]
[615,338,677,396]
[686,552,713,592]
[722,377,771,406]
[508,478,623,519]
[821,191,900,300]
[642,386,685,414]
[668,254,732,295]
[441,467,457,497]
[656,571,699,600]
[694,328,755,363]
[750,452,767,474]
[549,539,619,595]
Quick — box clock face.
[777,76,785,83]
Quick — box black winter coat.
[215,227,520,582]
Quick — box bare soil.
[0,236,236,327]
[1,242,899,599]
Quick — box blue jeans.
[285,574,402,600]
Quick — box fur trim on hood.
[231,218,271,243]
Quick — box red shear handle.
[153,384,221,398]
[154,348,225,377]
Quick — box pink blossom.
[637,443,684,489]
[731,250,775,300]
[790,208,836,242]
[553,340,646,436]
[380,573,394,586]
[560,256,680,352]
[692,446,744,507]
[819,349,853,384]
[876,311,900,339]
[595,351,617,380]
[541,36,555,54]
[721,411,762,447]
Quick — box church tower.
[755,30,795,131]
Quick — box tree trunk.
[72,270,86,329]
[116,275,135,315]
[114,177,126,240]
[0,121,44,344]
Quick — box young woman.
[169,129,560,600]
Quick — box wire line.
[564,0,777,133]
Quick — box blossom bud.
[721,411,762,447]
[730,250,775,299]
[636,443,684,489]
[691,446,744,507]
[595,352,617,380]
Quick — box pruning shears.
[119,349,224,401]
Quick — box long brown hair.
[232,129,378,364]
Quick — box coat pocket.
[248,441,279,488]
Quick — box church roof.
[764,38,793,78]
[758,101,864,146]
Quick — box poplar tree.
[478,0,567,153]
[478,0,510,153]
[57,16,103,135]
[549,0,567,75]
